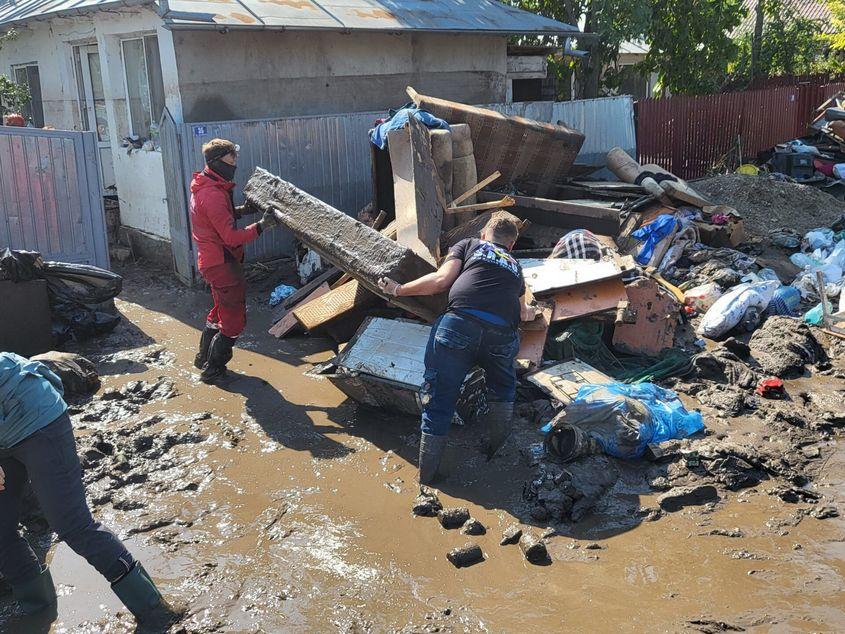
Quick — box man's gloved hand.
[0,465,5,492]
[378,276,402,297]
[234,201,260,219]
[257,208,280,233]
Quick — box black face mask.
[209,159,236,182]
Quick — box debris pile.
[243,87,842,561]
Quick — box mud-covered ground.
[1,262,844,633]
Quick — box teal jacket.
[0,352,67,450]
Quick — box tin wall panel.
[0,127,108,268]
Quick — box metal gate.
[0,127,109,268]
[160,109,195,285]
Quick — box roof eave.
[0,0,154,30]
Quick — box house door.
[74,44,115,193]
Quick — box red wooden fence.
[635,81,845,179]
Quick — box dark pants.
[202,261,247,338]
[0,413,132,586]
[421,311,519,437]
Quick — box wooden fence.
[635,81,845,179]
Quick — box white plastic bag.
[684,282,723,312]
[805,228,834,250]
[697,280,780,339]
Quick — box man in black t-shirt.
[378,217,536,484]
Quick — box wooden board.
[549,277,628,322]
[527,359,613,404]
[271,267,341,324]
[517,322,548,372]
[292,279,378,331]
[268,282,330,338]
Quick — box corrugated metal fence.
[164,96,635,282]
[636,82,845,179]
[0,127,109,268]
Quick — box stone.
[446,543,484,568]
[519,532,551,565]
[500,525,523,546]
[657,485,719,512]
[460,518,486,536]
[412,487,442,517]
[244,168,445,322]
[437,507,471,529]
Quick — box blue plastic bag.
[541,382,704,459]
[631,215,678,265]
[269,284,296,307]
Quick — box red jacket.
[190,168,259,271]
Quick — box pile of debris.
[247,87,843,537]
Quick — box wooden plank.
[549,278,628,322]
[516,323,547,372]
[292,279,378,331]
[527,360,613,404]
[268,282,330,338]
[449,170,501,207]
[444,196,515,215]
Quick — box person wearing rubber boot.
[0,352,180,628]
[190,138,280,384]
[378,217,536,485]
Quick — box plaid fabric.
[550,230,603,260]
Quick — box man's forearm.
[396,272,446,297]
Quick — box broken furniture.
[307,317,485,421]
[527,359,613,405]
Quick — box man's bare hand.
[0,466,5,492]
[378,277,402,297]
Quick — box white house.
[0,0,579,260]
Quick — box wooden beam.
[449,170,501,208]
[268,282,331,338]
[444,196,515,215]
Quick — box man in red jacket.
[190,138,278,383]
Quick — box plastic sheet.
[541,382,704,460]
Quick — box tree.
[640,0,745,95]
[0,30,31,117]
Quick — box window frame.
[10,61,44,127]
[119,34,163,139]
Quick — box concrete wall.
[0,8,177,242]
[172,30,508,122]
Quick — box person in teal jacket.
[0,352,179,627]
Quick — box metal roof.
[734,0,832,35]
[158,0,580,35]
[0,0,151,27]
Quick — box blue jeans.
[0,413,133,586]
[421,311,519,437]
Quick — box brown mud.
[1,262,844,632]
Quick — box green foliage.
[640,0,745,95]
[732,1,830,76]
[0,29,31,116]
[825,0,845,52]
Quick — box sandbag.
[697,281,780,339]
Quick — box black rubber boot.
[11,565,57,615]
[418,432,448,485]
[200,333,235,384]
[193,326,218,369]
[485,401,514,460]
[111,562,183,630]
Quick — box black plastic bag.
[0,248,43,281]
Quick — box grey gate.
[0,127,109,268]
[160,109,195,285]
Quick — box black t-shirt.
[445,238,525,329]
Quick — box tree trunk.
[751,0,764,78]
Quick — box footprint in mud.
[657,485,720,512]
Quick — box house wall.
[0,8,177,243]
[172,30,508,122]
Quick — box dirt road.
[1,263,844,632]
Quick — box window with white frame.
[11,63,44,127]
[121,35,165,141]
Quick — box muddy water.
[2,266,844,632]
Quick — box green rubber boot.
[11,565,57,615]
[111,563,181,629]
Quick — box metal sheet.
[336,317,431,386]
[520,258,622,295]
[0,127,108,268]
[160,108,194,285]
[0,0,151,26]
[161,0,579,34]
